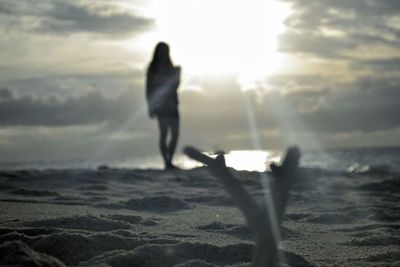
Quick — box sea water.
[0,146,399,174]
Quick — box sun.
[150,0,291,82]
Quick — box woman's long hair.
[148,42,173,73]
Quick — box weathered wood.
[184,147,261,230]
[270,147,301,224]
[184,146,301,267]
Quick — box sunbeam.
[242,90,287,265]
[88,72,179,163]
[88,103,148,163]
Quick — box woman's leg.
[167,117,180,168]
[157,117,169,168]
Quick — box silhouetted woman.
[146,42,181,169]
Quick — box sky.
[0,0,399,163]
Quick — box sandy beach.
[0,165,399,267]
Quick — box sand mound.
[0,230,178,265]
[174,259,216,267]
[345,206,400,222]
[197,222,295,241]
[78,185,109,191]
[125,196,191,212]
[83,242,253,267]
[363,251,400,263]
[358,177,400,193]
[0,240,66,267]
[9,188,60,197]
[88,196,108,201]
[284,251,316,267]
[33,232,150,265]
[0,227,61,237]
[285,213,311,221]
[306,213,354,224]
[0,231,36,245]
[222,225,255,240]
[165,233,197,238]
[347,251,400,266]
[197,222,236,230]
[181,179,220,189]
[345,207,380,218]
[197,222,254,240]
[368,208,400,222]
[23,215,132,231]
[105,214,158,226]
[185,195,234,206]
[106,214,143,224]
[345,236,400,246]
[92,203,125,210]
[334,223,400,233]
[83,242,314,267]
[0,182,15,190]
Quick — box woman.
[146,42,181,169]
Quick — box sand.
[0,166,399,266]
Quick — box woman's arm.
[172,66,181,91]
[145,70,155,118]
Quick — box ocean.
[1,146,399,174]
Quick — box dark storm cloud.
[279,0,400,58]
[272,0,400,135]
[2,74,399,135]
[260,75,400,133]
[0,0,154,36]
[181,75,400,138]
[353,58,400,72]
[0,76,251,139]
[0,2,11,14]
[40,1,153,35]
[180,77,400,148]
[4,72,144,98]
[280,33,347,58]
[0,87,142,127]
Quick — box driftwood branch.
[184,146,301,267]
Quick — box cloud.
[3,72,144,98]
[259,75,400,133]
[0,124,157,162]
[40,2,154,36]
[353,58,400,72]
[0,87,145,127]
[279,0,400,59]
[2,73,400,135]
[0,2,11,14]
[0,0,154,37]
[279,31,352,58]
[0,73,400,162]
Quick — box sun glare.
[150,0,291,80]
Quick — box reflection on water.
[0,150,282,172]
[176,150,282,172]
[94,147,400,173]
[108,150,283,172]
[221,150,280,172]
[1,147,399,173]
